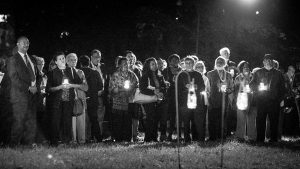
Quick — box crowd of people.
[0,36,300,147]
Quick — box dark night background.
[1,0,300,70]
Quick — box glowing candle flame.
[124,80,130,89]
[237,92,248,110]
[187,79,197,109]
[244,84,251,93]
[201,91,206,95]
[221,84,227,92]
[62,79,69,85]
[47,154,53,159]
[258,82,267,91]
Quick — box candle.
[187,79,197,109]
[187,90,197,109]
[62,79,69,85]
[124,80,130,89]
[258,82,267,91]
[244,84,251,93]
[221,84,227,92]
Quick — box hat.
[263,54,274,60]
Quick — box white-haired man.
[207,56,234,141]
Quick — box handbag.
[73,89,84,116]
[236,92,248,111]
[133,88,158,104]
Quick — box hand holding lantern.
[244,84,251,93]
[258,82,267,91]
[220,84,227,93]
[61,78,71,90]
[187,78,197,109]
[62,79,69,85]
[124,80,130,89]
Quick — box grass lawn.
[1,138,300,169]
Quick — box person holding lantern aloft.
[250,54,285,143]
[207,56,234,141]
[234,61,256,141]
[109,57,138,142]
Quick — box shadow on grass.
[99,137,300,151]
[2,137,299,151]
[227,136,300,151]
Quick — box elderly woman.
[125,51,142,142]
[140,57,167,142]
[66,53,88,144]
[109,57,138,142]
[194,60,210,139]
[33,55,48,143]
[46,52,83,146]
[234,61,256,141]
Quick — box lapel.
[15,53,31,80]
[28,55,38,76]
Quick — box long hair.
[237,60,250,74]
[194,60,207,74]
[142,57,157,76]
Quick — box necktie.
[24,54,35,82]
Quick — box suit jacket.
[7,53,39,104]
[81,67,103,101]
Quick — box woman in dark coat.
[46,52,82,146]
[140,57,167,142]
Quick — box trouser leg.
[208,107,222,140]
[235,109,246,139]
[193,106,206,141]
[76,110,86,143]
[97,97,105,135]
[10,101,27,145]
[61,101,73,143]
[268,103,280,142]
[144,103,157,142]
[247,106,257,140]
[256,104,268,142]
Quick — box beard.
[215,66,224,70]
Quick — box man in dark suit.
[80,55,103,142]
[7,36,39,146]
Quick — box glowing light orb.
[221,84,227,93]
[124,80,130,89]
[244,84,251,93]
[237,92,248,110]
[47,154,53,159]
[258,82,267,91]
[62,79,69,85]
